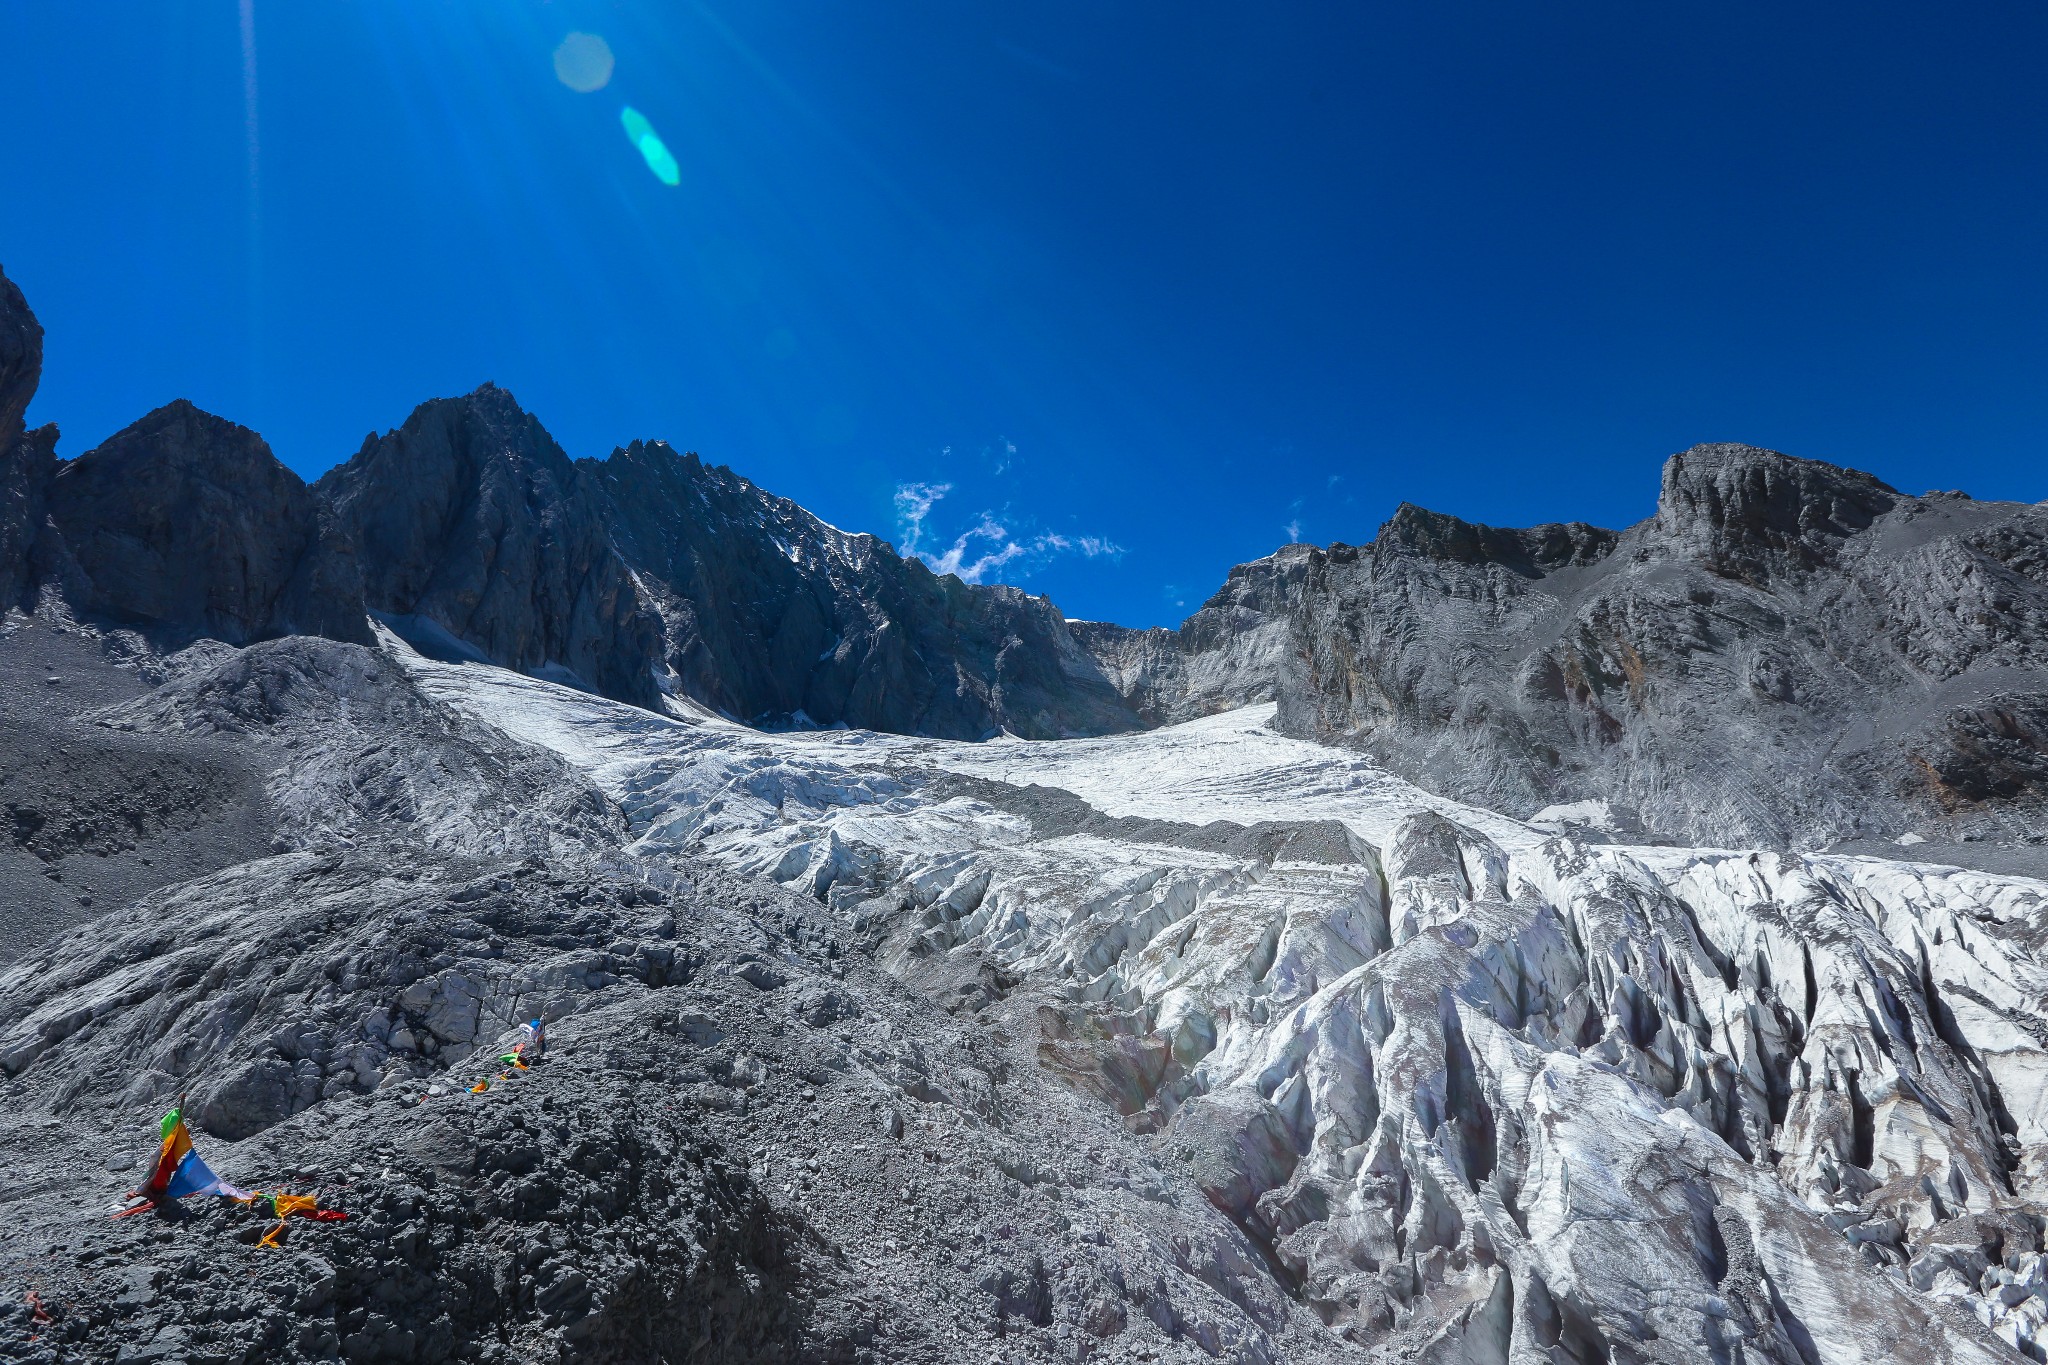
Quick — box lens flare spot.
[553,32,614,93]
[620,107,681,186]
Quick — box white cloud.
[893,482,1121,585]
[893,481,952,559]
[1284,519,1302,542]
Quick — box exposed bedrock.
[45,401,371,647]
[0,263,51,613]
[0,265,38,438]
[315,386,666,710]
[1655,440,1901,576]
[1251,445,2048,851]
[315,401,1150,738]
[585,435,1144,738]
[1068,544,1314,727]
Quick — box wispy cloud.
[893,482,1121,585]
[894,481,951,550]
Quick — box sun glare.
[620,106,681,187]
[552,32,614,93]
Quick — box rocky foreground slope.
[0,623,1331,1365]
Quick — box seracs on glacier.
[405,638,2048,1364]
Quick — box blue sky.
[4,3,2046,627]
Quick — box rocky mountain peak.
[321,385,662,707]
[1373,501,1619,576]
[607,435,693,469]
[63,399,281,484]
[321,383,578,511]
[42,398,368,645]
[1655,440,1902,574]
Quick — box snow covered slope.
[404,643,2048,1363]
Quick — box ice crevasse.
[416,651,2048,1362]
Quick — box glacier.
[399,639,2048,1363]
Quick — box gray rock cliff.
[589,437,1142,737]
[315,386,662,707]
[1258,444,2048,849]
[1070,544,1312,726]
[312,394,1146,738]
[0,264,50,613]
[46,400,370,646]
[0,265,36,438]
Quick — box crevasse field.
[407,634,2048,1362]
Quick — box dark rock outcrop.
[317,404,1144,738]
[1655,441,1900,577]
[1375,502,1619,575]
[0,265,50,612]
[46,401,370,646]
[316,386,662,706]
[0,267,37,438]
[0,424,56,616]
[591,438,1141,737]
[0,266,370,640]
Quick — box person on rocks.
[501,1018,546,1069]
